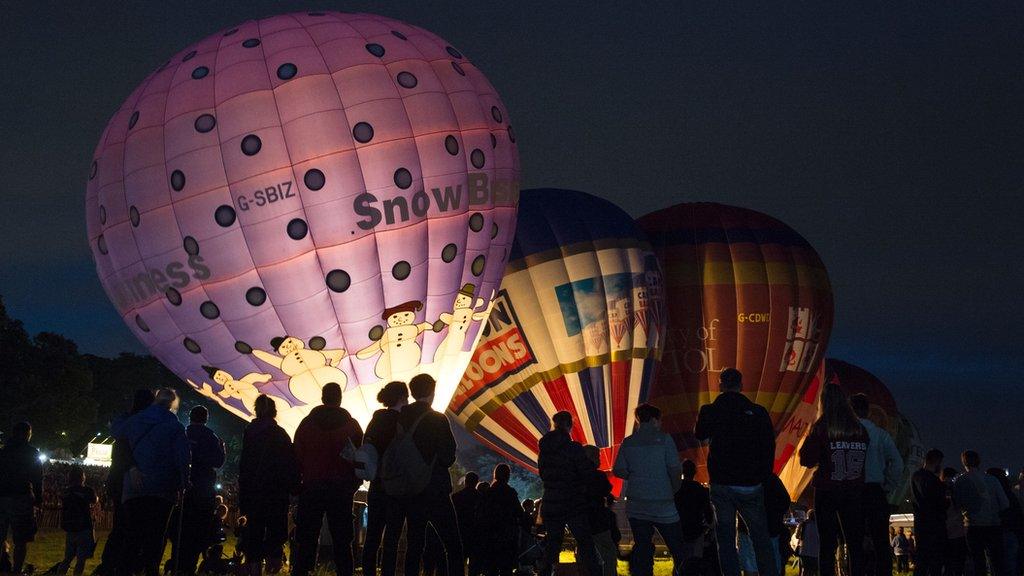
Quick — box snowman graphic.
[251,336,348,406]
[356,300,434,380]
[200,365,291,415]
[435,283,490,358]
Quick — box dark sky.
[1,2,1022,468]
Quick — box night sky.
[1,2,1022,469]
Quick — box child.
[60,466,97,576]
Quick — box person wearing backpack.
[171,405,226,576]
[384,374,463,576]
[292,382,364,576]
[238,395,299,576]
[360,381,408,576]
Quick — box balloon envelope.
[85,12,519,432]
[448,189,666,475]
[637,203,833,480]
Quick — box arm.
[799,422,823,469]
[239,372,273,385]
[693,405,712,443]
[665,435,683,493]
[881,433,904,495]
[417,322,433,333]
[174,425,191,491]
[31,457,44,507]
[356,340,382,359]
[612,445,629,480]
[438,312,454,325]
[322,348,347,366]
[436,414,457,467]
[251,349,284,369]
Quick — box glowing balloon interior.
[85,12,519,432]
[448,189,666,474]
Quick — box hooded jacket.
[186,423,226,499]
[694,391,775,486]
[239,416,299,512]
[293,405,363,490]
[537,429,592,519]
[0,437,43,505]
[613,423,682,523]
[112,403,190,502]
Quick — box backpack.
[353,443,378,481]
[379,411,433,497]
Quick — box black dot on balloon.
[277,63,297,80]
[471,149,485,169]
[490,134,497,149]
[444,135,459,155]
[491,222,498,239]
[469,212,484,232]
[200,301,220,319]
[309,336,326,351]
[508,126,516,143]
[135,314,150,333]
[242,38,261,48]
[170,170,186,191]
[214,205,236,227]
[240,134,262,156]
[446,46,464,59]
[90,161,97,180]
[287,218,308,240]
[304,168,325,190]
[234,341,252,354]
[223,28,238,37]
[183,337,201,354]
[391,30,407,40]
[392,261,411,280]
[97,235,108,255]
[183,236,199,255]
[326,269,351,293]
[191,66,209,80]
[166,287,182,306]
[491,106,503,123]
[393,168,412,189]
[182,50,197,62]
[451,61,466,76]
[129,111,139,129]
[441,243,457,263]
[352,122,374,143]
[396,71,417,89]
[194,114,216,133]
[99,205,107,225]
[366,43,385,57]
[129,206,140,227]
[471,255,486,276]
[245,287,267,306]
[368,326,384,341]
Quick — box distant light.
[216,483,223,490]
[60,431,67,436]
[38,453,48,463]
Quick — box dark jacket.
[537,429,593,519]
[694,391,775,486]
[112,403,190,502]
[186,423,226,499]
[106,413,134,502]
[478,481,524,545]
[911,468,948,537]
[238,417,299,512]
[363,408,401,493]
[764,474,792,538]
[799,420,869,492]
[674,479,713,541]
[398,400,457,494]
[452,484,481,548]
[61,485,97,532]
[584,469,613,534]
[0,437,43,505]
[294,405,363,491]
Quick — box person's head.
[253,394,277,419]
[962,450,981,470]
[189,405,209,425]
[154,388,179,413]
[493,463,511,485]
[270,336,304,356]
[322,382,342,407]
[849,393,870,419]
[681,459,698,480]
[818,383,863,440]
[941,467,959,482]
[409,374,436,403]
[923,449,944,473]
[583,445,600,467]
[522,498,535,513]
[634,403,661,429]
[898,527,905,534]
[477,481,490,492]
[377,381,409,409]
[68,465,85,486]
[131,388,156,413]
[463,472,479,489]
[11,421,31,443]
[719,368,742,392]
[552,411,573,432]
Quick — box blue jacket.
[112,404,190,502]
[613,424,682,523]
[186,424,225,499]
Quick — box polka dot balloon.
[85,12,520,432]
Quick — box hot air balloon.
[890,412,925,506]
[637,203,833,480]
[448,189,666,477]
[85,12,519,433]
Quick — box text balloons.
[637,203,833,480]
[85,12,519,432]
[448,189,666,476]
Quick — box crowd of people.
[1,367,1022,576]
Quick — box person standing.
[582,446,616,576]
[911,450,948,576]
[58,466,98,576]
[0,421,44,575]
[941,467,968,576]
[171,405,226,575]
[850,394,904,576]
[537,411,603,576]
[450,472,481,576]
[114,388,190,576]
[675,459,714,574]
[614,403,687,576]
[799,383,869,576]
[238,395,299,576]
[694,368,778,576]
[986,469,1023,576]
[478,464,524,576]
[362,381,408,576]
[951,451,1009,576]
[764,473,792,576]
[893,528,910,572]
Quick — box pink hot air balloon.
[85,12,519,432]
